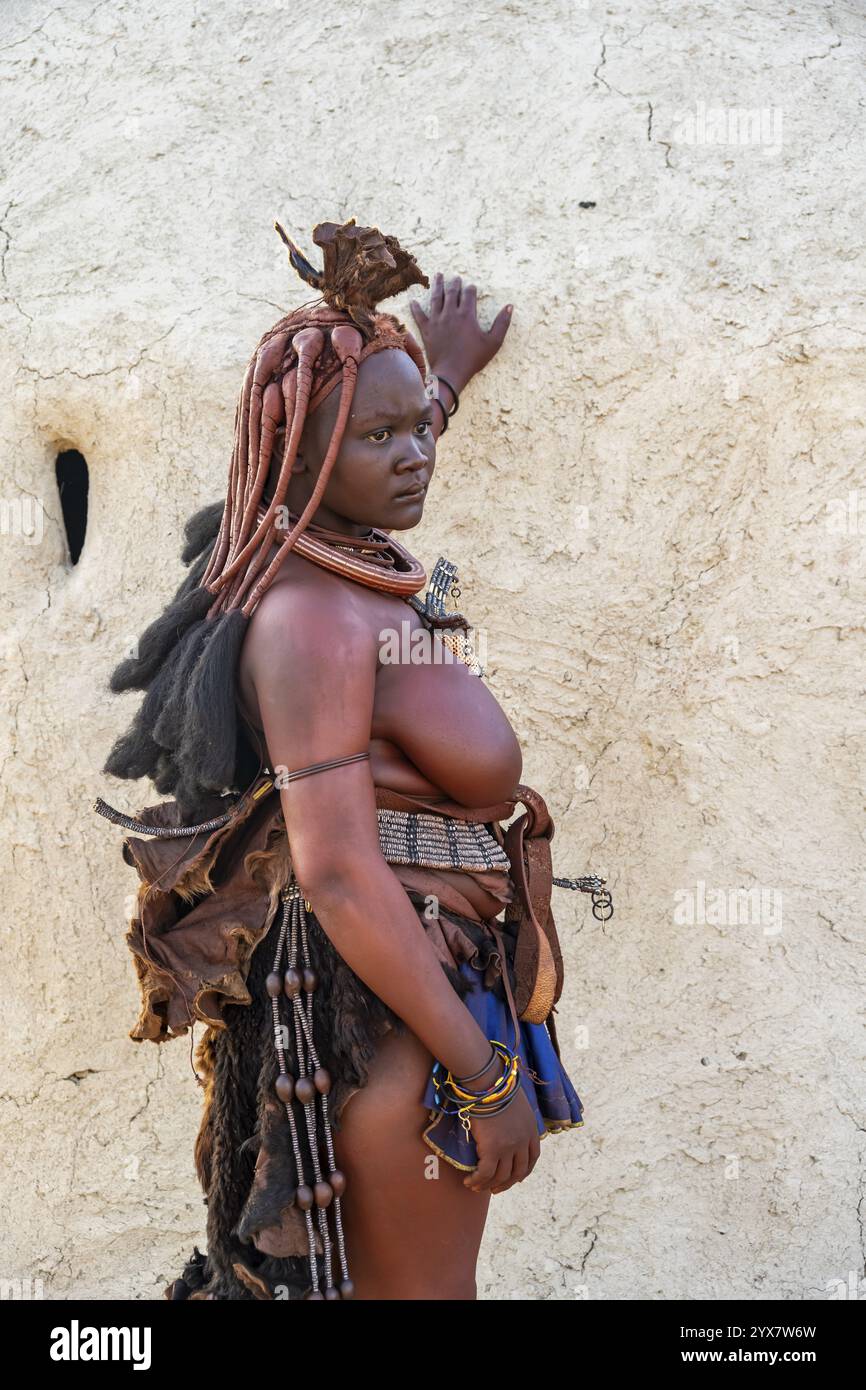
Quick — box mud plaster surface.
[0,0,864,1300]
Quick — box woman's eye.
[367,422,432,442]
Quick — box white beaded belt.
[376,808,510,873]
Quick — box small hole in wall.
[55,449,89,564]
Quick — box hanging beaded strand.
[294,887,354,1297]
[266,881,354,1300]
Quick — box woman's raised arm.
[411,273,514,439]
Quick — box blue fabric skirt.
[420,957,585,1172]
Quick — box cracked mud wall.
[1,0,864,1300]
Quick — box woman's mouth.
[393,482,427,501]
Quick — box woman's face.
[276,347,436,534]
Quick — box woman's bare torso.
[236,550,523,916]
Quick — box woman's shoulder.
[252,552,367,618]
[241,557,388,680]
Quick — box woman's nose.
[396,437,428,471]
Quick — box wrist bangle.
[453,1046,497,1084]
[435,375,460,417]
[432,395,449,434]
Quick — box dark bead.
[275,1073,294,1103]
[313,1066,331,1095]
[265,972,283,998]
[329,1168,347,1197]
[302,967,318,992]
[295,1075,316,1105]
[295,1184,314,1210]
[340,1278,355,1299]
[306,1289,325,1300]
[283,968,302,997]
[314,1180,333,1207]
[324,1285,341,1300]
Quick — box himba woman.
[95,217,603,1301]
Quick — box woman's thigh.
[330,1022,492,1300]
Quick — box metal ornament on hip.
[553,874,614,922]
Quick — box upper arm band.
[281,751,371,783]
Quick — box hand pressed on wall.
[409,272,514,400]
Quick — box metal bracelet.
[435,375,460,416]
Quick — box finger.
[431,271,445,313]
[461,282,477,316]
[488,1152,515,1195]
[445,274,462,307]
[409,298,429,330]
[485,302,514,348]
[509,1143,532,1186]
[463,1152,498,1192]
[529,1132,542,1169]
[494,1145,532,1194]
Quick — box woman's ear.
[273,424,303,465]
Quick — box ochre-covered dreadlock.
[102,218,429,821]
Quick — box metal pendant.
[406,556,486,678]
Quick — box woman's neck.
[261,490,371,539]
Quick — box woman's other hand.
[409,273,513,396]
[461,1056,542,1197]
